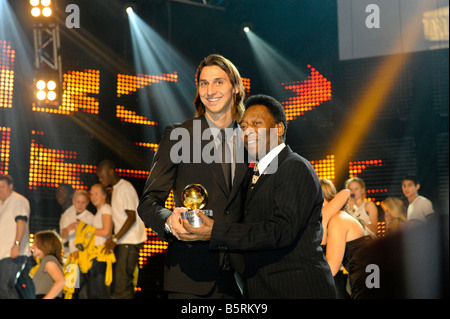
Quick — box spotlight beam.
[332,3,428,183]
[70,112,149,169]
[127,10,196,125]
[245,29,307,98]
[56,16,132,74]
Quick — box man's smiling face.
[198,65,236,117]
[240,104,284,161]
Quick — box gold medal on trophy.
[181,184,213,227]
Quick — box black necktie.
[251,163,260,190]
[220,129,232,193]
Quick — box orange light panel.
[138,190,173,268]
[348,159,383,178]
[116,105,158,125]
[349,159,386,204]
[28,131,96,190]
[0,41,15,109]
[310,155,335,182]
[116,168,149,179]
[0,127,11,174]
[32,69,100,114]
[117,72,178,97]
[242,77,251,98]
[282,65,332,121]
[136,142,159,152]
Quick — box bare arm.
[322,189,350,230]
[94,214,113,237]
[104,210,136,251]
[10,219,27,258]
[325,214,348,276]
[43,261,66,299]
[61,222,77,239]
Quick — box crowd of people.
[0,161,147,299]
[0,54,440,299]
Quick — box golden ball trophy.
[181,184,213,227]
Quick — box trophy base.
[182,209,213,228]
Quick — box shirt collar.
[257,143,286,175]
[204,115,237,140]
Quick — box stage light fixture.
[36,80,46,90]
[47,90,56,101]
[42,7,52,17]
[36,90,46,101]
[123,3,138,17]
[31,7,41,17]
[47,80,56,90]
[34,76,59,103]
[243,26,250,33]
[30,0,52,18]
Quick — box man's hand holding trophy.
[169,184,214,241]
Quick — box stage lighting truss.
[33,22,62,73]
[31,0,62,107]
[30,0,53,18]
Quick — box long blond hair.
[193,54,245,122]
[320,178,337,202]
[381,197,408,231]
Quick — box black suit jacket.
[210,145,336,298]
[137,115,248,295]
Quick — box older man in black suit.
[179,94,336,299]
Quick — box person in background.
[320,178,351,298]
[55,183,74,214]
[97,160,147,299]
[31,230,65,299]
[59,189,94,299]
[401,174,434,223]
[345,177,378,238]
[381,197,408,233]
[320,178,351,245]
[0,174,31,299]
[85,183,114,299]
[59,189,94,258]
[323,179,371,299]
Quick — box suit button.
[244,209,249,215]
[225,210,230,215]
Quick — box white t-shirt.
[111,179,147,244]
[91,204,113,246]
[0,191,31,260]
[59,206,94,255]
[407,195,434,223]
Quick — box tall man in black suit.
[137,54,249,298]
[179,94,336,298]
